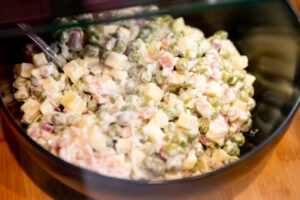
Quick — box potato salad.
[13,6,255,180]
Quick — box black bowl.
[0,0,299,199]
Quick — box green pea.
[232,133,245,146]
[37,92,47,103]
[66,114,80,126]
[190,65,200,73]
[109,124,120,138]
[125,95,141,106]
[220,104,230,115]
[166,156,182,172]
[175,58,190,73]
[199,118,209,133]
[183,129,200,140]
[224,140,240,156]
[143,156,166,176]
[84,45,99,57]
[173,132,188,147]
[159,103,176,120]
[244,85,254,97]
[59,31,69,43]
[164,143,182,156]
[13,78,27,88]
[140,70,152,83]
[138,28,151,40]
[180,92,192,104]
[209,98,221,108]
[194,143,204,157]
[51,113,66,125]
[87,100,97,112]
[125,79,137,94]
[228,156,239,163]
[199,66,208,74]
[137,127,148,142]
[169,43,180,56]
[164,122,176,133]
[144,142,156,155]
[239,90,249,102]
[183,78,195,88]
[15,89,29,100]
[113,40,127,53]
[222,70,236,85]
[52,73,62,81]
[215,30,228,40]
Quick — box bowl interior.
[0,0,299,181]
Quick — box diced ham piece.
[157,51,176,70]
[41,123,53,132]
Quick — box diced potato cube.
[97,24,118,35]
[194,75,206,91]
[40,99,55,115]
[87,126,107,151]
[146,125,164,143]
[211,149,229,168]
[42,77,59,94]
[198,154,210,173]
[207,81,222,97]
[116,138,132,154]
[206,117,228,146]
[83,56,99,68]
[110,69,128,83]
[231,55,248,69]
[61,91,86,115]
[14,63,34,78]
[149,110,169,128]
[172,17,185,32]
[177,113,198,130]
[244,74,256,85]
[147,41,162,60]
[220,40,239,56]
[177,36,197,55]
[105,52,128,70]
[21,98,40,123]
[33,53,48,66]
[182,150,197,170]
[117,27,131,42]
[234,99,247,111]
[143,83,163,102]
[182,26,204,41]
[78,114,95,128]
[168,71,187,86]
[63,59,87,83]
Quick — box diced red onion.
[41,123,53,132]
[212,43,220,50]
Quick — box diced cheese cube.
[33,53,48,66]
[172,17,185,32]
[61,91,86,115]
[177,36,197,55]
[21,98,40,123]
[14,63,34,78]
[63,59,87,83]
[145,125,164,143]
[149,110,169,128]
[168,71,186,86]
[87,126,107,151]
[220,40,239,56]
[182,26,204,41]
[143,83,163,102]
[83,56,99,68]
[116,138,132,154]
[182,150,197,170]
[177,113,198,130]
[40,99,55,115]
[231,55,248,69]
[198,154,210,173]
[244,74,256,85]
[97,24,118,35]
[147,41,162,60]
[105,52,128,70]
[211,149,229,168]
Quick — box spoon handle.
[17,23,64,68]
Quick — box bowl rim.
[0,0,299,186]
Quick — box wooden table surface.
[1,1,300,200]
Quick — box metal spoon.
[17,23,64,68]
